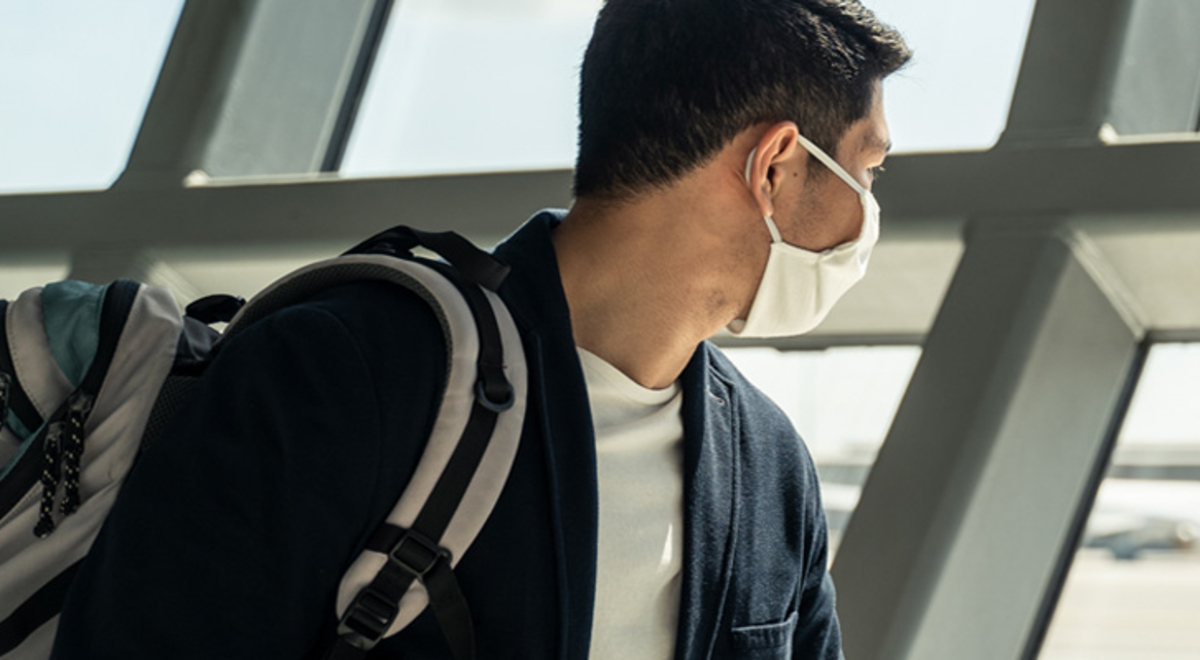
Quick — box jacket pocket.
[730,611,798,659]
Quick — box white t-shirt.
[578,347,685,659]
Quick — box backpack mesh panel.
[140,375,199,452]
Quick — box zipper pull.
[60,392,95,516]
[0,372,11,430]
[34,421,65,538]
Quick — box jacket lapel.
[675,346,739,660]
[491,212,740,660]
[493,212,599,659]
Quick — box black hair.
[573,0,911,200]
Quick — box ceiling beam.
[3,137,1199,253]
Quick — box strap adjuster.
[336,585,399,650]
[389,530,451,579]
[336,531,451,651]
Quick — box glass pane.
[723,346,921,559]
[342,0,1037,178]
[341,0,601,178]
[0,0,184,194]
[1040,343,1200,660]
[869,0,1038,153]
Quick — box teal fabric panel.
[42,280,108,388]
[5,410,31,441]
[0,412,38,482]
[0,420,37,482]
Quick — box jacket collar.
[491,209,573,334]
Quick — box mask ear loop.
[792,133,868,197]
[745,147,784,244]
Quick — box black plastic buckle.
[389,530,451,579]
[185,294,246,325]
[336,586,399,650]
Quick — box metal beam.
[832,219,1144,660]
[2,138,1200,253]
[117,0,387,188]
[874,137,1200,226]
[1001,0,1134,145]
[1001,0,1200,144]
[115,1,258,187]
[0,170,575,252]
[67,248,160,284]
[1107,0,1200,135]
[66,248,205,302]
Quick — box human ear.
[747,122,803,217]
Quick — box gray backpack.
[0,227,526,660]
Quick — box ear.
[746,122,804,219]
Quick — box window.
[340,0,601,178]
[0,0,184,194]
[340,0,1037,178]
[723,346,921,558]
[868,0,1038,153]
[1040,343,1200,660]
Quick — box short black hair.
[573,0,911,200]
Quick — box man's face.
[779,86,890,252]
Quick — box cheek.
[788,187,861,251]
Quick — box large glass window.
[1040,343,1200,660]
[340,0,601,178]
[723,346,921,558]
[341,0,1037,179]
[868,0,1038,153]
[0,0,183,194]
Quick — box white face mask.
[726,133,881,338]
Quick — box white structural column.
[832,0,1200,658]
[1105,0,1200,135]
[832,220,1143,659]
[70,0,392,283]
[116,0,390,187]
[1001,0,1200,145]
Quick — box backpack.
[0,227,527,660]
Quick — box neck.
[552,189,759,389]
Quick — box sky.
[0,0,1039,191]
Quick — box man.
[54,0,909,658]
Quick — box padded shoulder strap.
[290,256,523,657]
[222,241,527,658]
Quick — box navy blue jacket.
[54,211,841,659]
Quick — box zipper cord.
[32,391,95,538]
[34,421,65,539]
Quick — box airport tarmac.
[1039,549,1200,659]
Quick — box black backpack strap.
[0,561,81,655]
[344,226,511,293]
[331,526,474,660]
[329,262,509,660]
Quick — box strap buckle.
[389,530,451,580]
[336,586,399,650]
[335,530,451,651]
